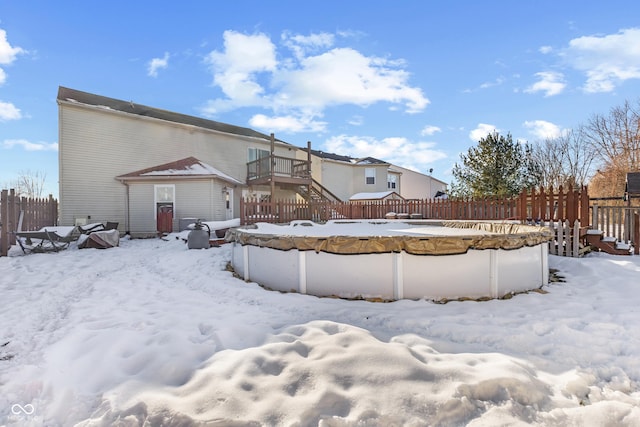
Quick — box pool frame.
[228,220,553,301]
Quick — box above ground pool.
[227,220,553,301]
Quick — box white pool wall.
[231,239,549,300]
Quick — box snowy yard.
[1,231,639,426]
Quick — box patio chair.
[15,226,77,254]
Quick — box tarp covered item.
[226,221,554,255]
[78,229,120,249]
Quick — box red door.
[157,203,174,234]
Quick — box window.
[154,184,175,203]
[365,168,375,185]
[387,174,397,189]
[248,147,270,162]
[154,184,175,219]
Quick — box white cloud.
[3,138,58,151]
[420,125,441,136]
[524,71,566,97]
[0,29,24,64]
[469,123,499,142]
[282,31,335,60]
[539,46,553,54]
[523,120,563,140]
[147,52,170,77]
[201,30,429,131]
[324,134,446,173]
[348,115,364,126]
[204,30,277,112]
[0,29,24,87]
[564,28,640,93]
[275,47,428,114]
[0,100,22,121]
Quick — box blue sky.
[2,1,640,197]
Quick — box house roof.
[57,86,284,144]
[626,172,640,196]
[309,149,354,163]
[115,157,244,185]
[353,157,389,165]
[309,150,389,166]
[349,191,404,201]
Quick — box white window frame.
[365,168,375,185]
[387,174,397,189]
[154,184,175,219]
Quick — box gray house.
[57,87,309,237]
[58,87,447,236]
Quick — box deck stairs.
[584,229,633,255]
[294,179,342,203]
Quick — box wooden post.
[580,185,590,228]
[306,140,312,202]
[270,133,275,200]
[1,189,8,256]
[634,212,639,256]
[8,189,16,245]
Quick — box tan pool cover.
[227,222,554,255]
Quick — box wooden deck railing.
[247,155,310,182]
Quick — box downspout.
[125,182,130,235]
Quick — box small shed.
[625,172,640,200]
[349,191,405,203]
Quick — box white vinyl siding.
[58,101,289,231]
[128,180,227,236]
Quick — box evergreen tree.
[451,131,540,198]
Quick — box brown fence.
[0,188,58,256]
[240,186,590,226]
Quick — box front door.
[157,203,174,234]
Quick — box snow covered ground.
[1,228,639,426]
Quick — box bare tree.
[583,99,640,197]
[4,170,47,198]
[530,127,597,189]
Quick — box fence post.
[573,220,580,257]
[1,189,8,256]
[635,213,639,256]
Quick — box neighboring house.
[388,164,448,200]
[57,87,308,237]
[310,150,447,201]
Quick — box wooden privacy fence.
[240,185,590,226]
[0,188,58,256]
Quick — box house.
[57,87,310,237]
[57,87,448,236]
[309,150,447,201]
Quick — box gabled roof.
[349,191,404,201]
[353,157,389,165]
[309,150,389,166]
[115,157,244,185]
[309,149,353,163]
[57,86,284,143]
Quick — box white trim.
[154,184,175,219]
